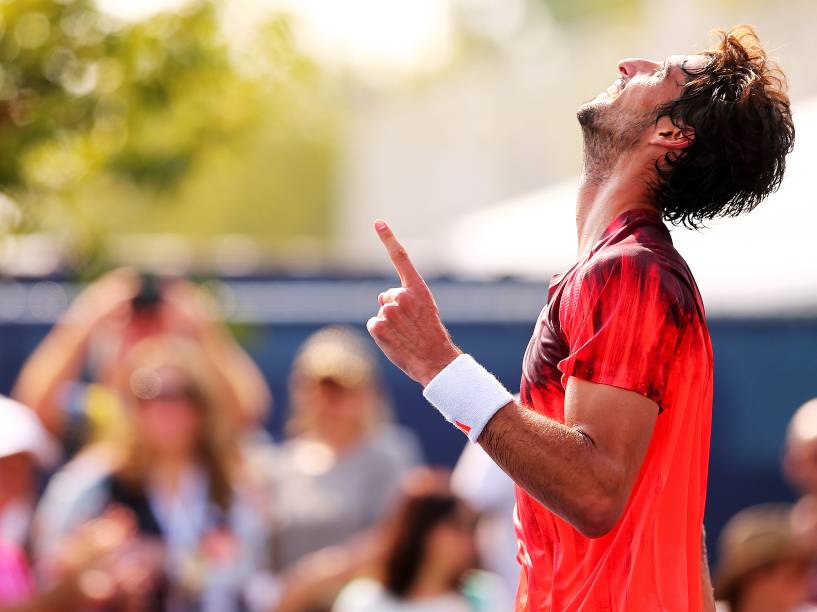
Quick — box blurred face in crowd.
[0,453,35,506]
[734,559,811,612]
[423,503,478,579]
[784,439,817,495]
[131,368,204,460]
[784,400,817,495]
[307,376,376,440]
[577,55,707,168]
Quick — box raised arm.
[367,220,656,536]
[12,270,137,436]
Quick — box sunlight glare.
[267,0,454,79]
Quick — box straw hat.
[714,503,814,601]
[293,326,378,390]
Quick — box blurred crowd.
[711,399,817,612]
[0,270,511,612]
[1,269,817,612]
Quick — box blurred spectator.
[32,336,269,612]
[332,470,505,612]
[785,398,817,540]
[0,397,58,605]
[783,397,817,602]
[451,415,518,609]
[2,508,159,612]
[0,397,59,551]
[714,504,816,612]
[12,269,271,455]
[263,326,423,571]
[0,399,154,611]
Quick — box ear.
[648,115,695,151]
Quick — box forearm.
[12,320,92,435]
[478,401,627,537]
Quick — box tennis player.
[367,26,793,611]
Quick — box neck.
[575,150,657,256]
[406,560,458,600]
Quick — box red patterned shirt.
[515,208,713,611]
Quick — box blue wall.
[2,284,816,564]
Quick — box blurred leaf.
[0,0,339,270]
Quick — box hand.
[52,508,163,607]
[161,279,221,338]
[367,220,460,386]
[65,268,138,331]
[53,507,136,577]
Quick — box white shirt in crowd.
[451,441,518,608]
[333,578,472,612]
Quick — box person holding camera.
[12,268,271,457]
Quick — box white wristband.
[422,354,513,443]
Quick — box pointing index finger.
[374,219,427,290]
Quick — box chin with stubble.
[577,98,652,184]
[577,100,617,183]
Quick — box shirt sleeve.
[557,251,688,410]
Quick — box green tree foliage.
[534,0,640,22]
[0,0,338,269]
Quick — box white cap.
[0,396,60,468]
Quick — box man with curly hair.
[366,26,794,611]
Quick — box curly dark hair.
[653,25,795,228]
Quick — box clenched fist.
[367,220,461,386]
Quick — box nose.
[617,58,661,79]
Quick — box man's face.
[578,54,709,146]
